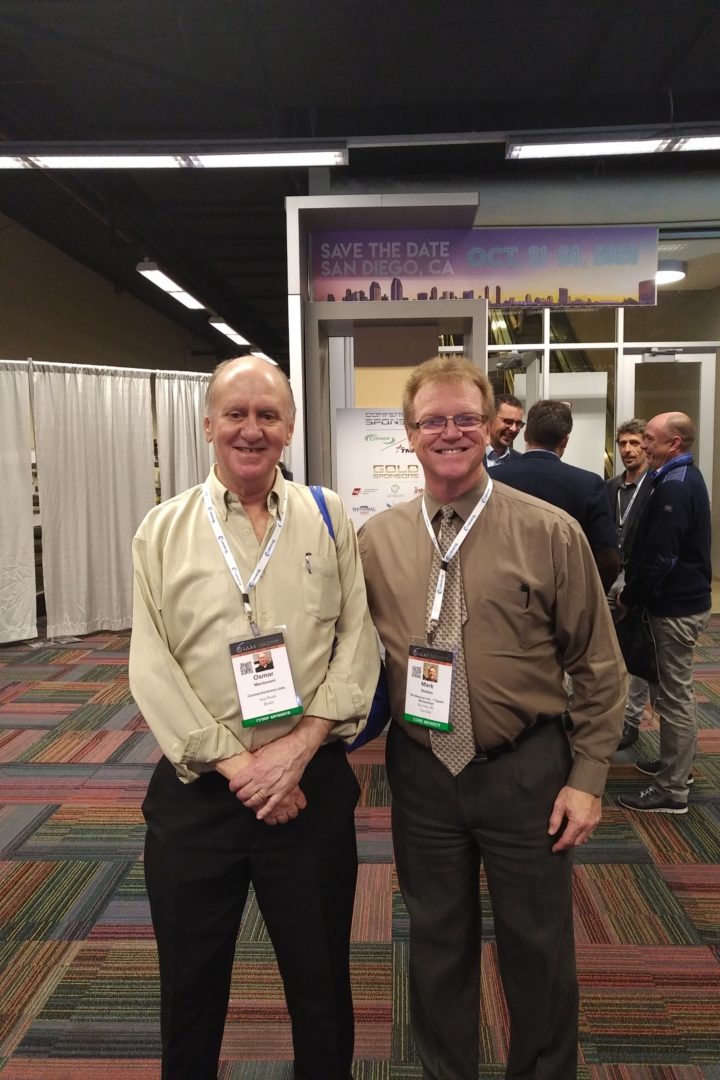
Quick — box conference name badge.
[229,630,303,728]
[404,640,454,731]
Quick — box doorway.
[616,352,715,497]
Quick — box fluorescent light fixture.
[507,138,668,159]
[506,126,720,160]
[209,318,251,346]
[169,291,205,310]
[250,351,278,365]
[34,155,182,169]
[678,135,720,151]
[0,154,183,169]
[0,141,349,170]
[136,259,205,309]
[196,149,347,168]
[655,259,687,285]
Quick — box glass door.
[616,352,715,498]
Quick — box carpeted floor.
[1,620,719,1079]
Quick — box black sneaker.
[618,785,688,814]
[636,759,694,785]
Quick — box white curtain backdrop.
[155,369,213,499]
[32,362,156,637]
[0,361,37,642]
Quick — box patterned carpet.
[1,620,719,1079]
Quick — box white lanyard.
[616,472,646,529]
[421,479,493,636]
[202,481,287,635]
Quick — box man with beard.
[606,419,653,750]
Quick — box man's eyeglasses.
[499,417,525,430]
[411,413,487,433]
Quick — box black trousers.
[387,720,579,1080]
[143,742,360,1080]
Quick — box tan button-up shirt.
[358,475,626,796]
[130,467,380,781]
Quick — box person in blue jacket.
[617,412,711,814]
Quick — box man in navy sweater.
[618,412,712,814]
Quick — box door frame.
[616,350,715,499]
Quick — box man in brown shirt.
[358,355,625,1080]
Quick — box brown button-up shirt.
[358,474,626,796]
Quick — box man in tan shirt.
[358,355,625,1080]
[130,355,379,1080]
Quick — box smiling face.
[407,378,490,501]
[204,357,294,498]
[642,414,682,472]
[488,402,524,454]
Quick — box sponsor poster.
[311,226,658,307]
[335,408,423,530]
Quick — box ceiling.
[1,0,720,368]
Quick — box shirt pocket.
[300,553,342,622]
[478,583,545,653]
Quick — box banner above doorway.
[310,226,658,307]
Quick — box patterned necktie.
[427,505,476,775]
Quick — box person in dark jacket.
[606,419,654,750]
[617,411,711,814]
[497,400,620,592]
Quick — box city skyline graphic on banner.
[310,226,659,306]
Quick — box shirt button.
[243,528,250,535]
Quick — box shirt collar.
[207,464,285,521]
[649,452,694,482]
[424,473,491,523]
[621,468,648,488]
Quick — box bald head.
[205,355,296,421]
[643,411,696,471]
[657,412,695,451]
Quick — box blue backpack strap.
[309,485,335,542]
[308,482,389,749]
